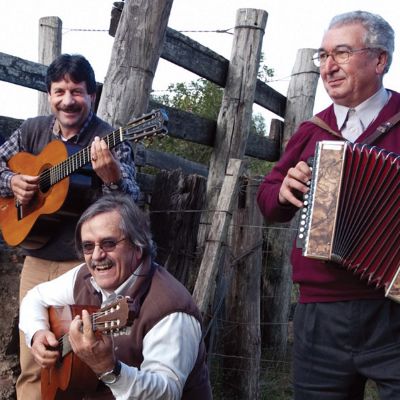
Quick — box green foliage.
[258,52,275,84]
[155,79,222,119]
[149,56,275,172]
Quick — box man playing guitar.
[0,54,139,399]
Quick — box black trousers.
[293,299,400,400]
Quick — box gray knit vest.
[19,115,113,261]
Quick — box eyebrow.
[318,44,353,52]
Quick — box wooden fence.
[0,0,320,398]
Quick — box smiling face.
[319,23,387,108]
[48,74,95,139]
[80,210,142,291]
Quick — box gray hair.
[75,194,156,260]
[329,10,394,73]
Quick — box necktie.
[342,108,364,142]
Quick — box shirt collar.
[334,87,390,131]
[52,110,94,142]
[89,261,143,304]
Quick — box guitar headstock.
[93,296,135,336]
[123,108,168,143]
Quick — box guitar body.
[41,305,99,400]
[0,141,99,249]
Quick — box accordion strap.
[309,116,341,138]
[309,110,400,145]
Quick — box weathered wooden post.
[149,170,206,292]
[262,48,319,357]
[223,176,263,399]
[97,0,174,126]
[37,16,62,115]
[193,158,244,313]
[193,12,267,396]
[197,9,268,248]
[282,48,320,150]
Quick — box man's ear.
[90,93,96,108]
[134,246,143,262]
[376,51,388,74]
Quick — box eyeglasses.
[312,47,373,67]
[81,237,126,255]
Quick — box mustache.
[58,105,81,113]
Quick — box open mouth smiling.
[92,261,114,271]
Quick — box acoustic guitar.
[41,296,135,400]
[0,109,168,249]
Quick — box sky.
[1,0,400,124]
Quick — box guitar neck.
[57,311,105,359]
[60,334,73,358]
[38,109,167,193]
[41,129,124,190]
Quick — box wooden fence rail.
[0,52,281,162]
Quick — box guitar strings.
[54,308,110,350]
[36,132,123,190]
[36,112,164,191]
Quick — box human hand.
[10,174,39,205]
[278,161,312,208]
[68,310,116,376]
[31,329,60,368]
[90,137,122,185]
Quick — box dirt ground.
[0,241,23,400]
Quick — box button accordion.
[297,140,400,302]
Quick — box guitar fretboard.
[39,129,124,193]
[36,108,167,193]
[59,311,107,358]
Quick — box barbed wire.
[62,27,234,34]
[61,26,306,85]
[178,28,234,35]
[62,28,109,34]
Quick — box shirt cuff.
[107,362,136,400]
[2,171,16,194]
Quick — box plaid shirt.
[0,112,140,200]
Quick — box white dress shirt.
[334,86,390,142]
[19,264,202,400]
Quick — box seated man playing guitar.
[19,194,212,400]
[0,54,139,399]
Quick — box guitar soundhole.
[40,181,51,194]
[39,167,51,194]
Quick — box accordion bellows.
[297,140,400,302]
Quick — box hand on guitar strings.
[90,136,122,185]
[10,174,39,205]
[31,329,60,368]
[279,161,312,208]
[68,309,117,376]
